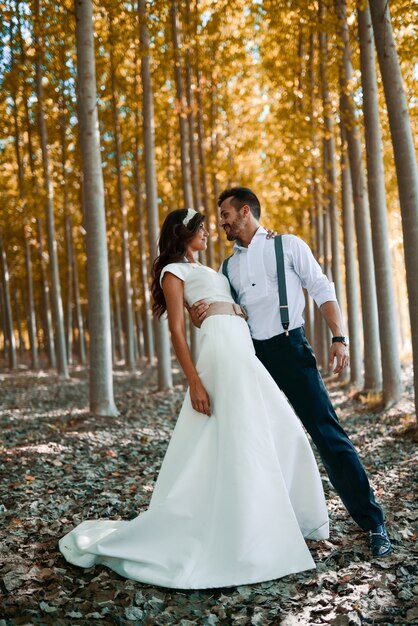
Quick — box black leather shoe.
[369,524,392,557]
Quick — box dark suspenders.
[221,256,238,302]
[274,235,290,335]
[222,235,289,335]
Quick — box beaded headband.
[182,208,198,227]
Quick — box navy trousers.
[253,327,383,531]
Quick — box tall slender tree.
[139,0,172,390]
[65,214,74,366]
[0,238,17,369]
[170,0,194,210]
[68,220,87,366]
[74,0,118,415]
[358,2,401,406]
[318,6,342,303]
[16,3,36,184]
[369,0,418,423]
[34,0,69,378]
[111,262,126,363]
[340,123,363,386]
[184,0,202,213]
[14,289,25,358]
[133,88,154,362]
[24,224,39,370]
[37,218,56,369]
[209,74,224,266]
[195,61,214,267]
[108,14,136,370]
[336,0,381,391]
[0,283,7,359]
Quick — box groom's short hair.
[218,187,261,220]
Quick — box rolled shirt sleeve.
[289,235,337,307]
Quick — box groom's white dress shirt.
[223,227,337,341]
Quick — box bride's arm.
[162,273,211,416]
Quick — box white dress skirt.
[59,263,329,589]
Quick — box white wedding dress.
[59,263,329,589]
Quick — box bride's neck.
[185,250,198,263]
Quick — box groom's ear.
[241,204,251,217]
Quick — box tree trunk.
[10,13,25,199]
[165,109,175,212]
[181,6,201,363]
[184,0,206,267]
[314,198,328,372]
[318,11,342,302]
[170,0,194,209]
[112,267,125,363]
[308,30,328,373]
[64,215,74,366]
[34,0,68,378]
[322,181,331,280]
[209,76,224,265]
[17,3,36,182]
[13,288,24,358]
[304,290,314,346]
[109,17,136,371]
[137,311,145,360]
[337,0,382,391]
[139,0,172,390]
[184,0,202,213]
[307,32,320,351]
[196,62,214,267]
[131,280,144,360]
[24,226,39,370]
[392,247,408,353]
[0,283,7,358]
[194,1,214,266]
[59,97,74,367]
[74,0,118,415]
[0,238,17,369]
[110,300,116,365]
[340,123,363,386]
[12,96,25,199]
[70,223,87,366]
[133,128,155,363]
[358,3,402,406]
[369,0,418,421]
[37,218,56,369]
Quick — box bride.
[59,208,329,590]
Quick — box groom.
[192,186,392,558]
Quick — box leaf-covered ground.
[0,361,417,625]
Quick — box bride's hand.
[189,299,210,328]
[190,378,211,416]
[265,228,277,239]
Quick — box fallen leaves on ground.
[0,361,417,625]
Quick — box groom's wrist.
[332,336,349,347]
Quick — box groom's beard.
[223,214,244,241]
[225,230,236,241]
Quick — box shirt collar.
[234,226,267,251]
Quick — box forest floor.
[0,359,417,626]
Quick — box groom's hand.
[329,342,349,374]
[189,299,210,328]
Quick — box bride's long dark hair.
[151,208,205,318]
